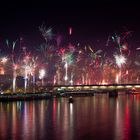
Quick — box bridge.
[42,84,140,97]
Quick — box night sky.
[0,0,140,48]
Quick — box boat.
[69,96,74,103]
[126,88,140,94]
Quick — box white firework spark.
[114,54,127,68]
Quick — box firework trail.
[6,39,18,93]
[39,24,53,43]
[69,27,72,35]
[39,69,46,86]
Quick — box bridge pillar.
[108,90,118,97]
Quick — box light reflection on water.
[0,95,140,140]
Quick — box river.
[0,94,140,140]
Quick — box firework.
[64,61,68,84]
[1,57,8,64]
[114,54,127,68]
[69,27,72,35]
[70,73,74,85]
[0,26,139,87]
[115,73,119,84]
[24,66,28,93]
[39,24,53,42]
[39,69,46,86]
[12,64,18,93]
[6,39,19,93]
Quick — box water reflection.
[0,95,140,139]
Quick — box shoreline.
[0,93,52,101]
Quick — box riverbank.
[0,93,52,101]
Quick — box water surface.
[0,94,140,140]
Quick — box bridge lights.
[134,85,140,88]
[126,85,132,88]
[84,86,90,89]
[116,85,124,89]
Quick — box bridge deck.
[41,84,140,94]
